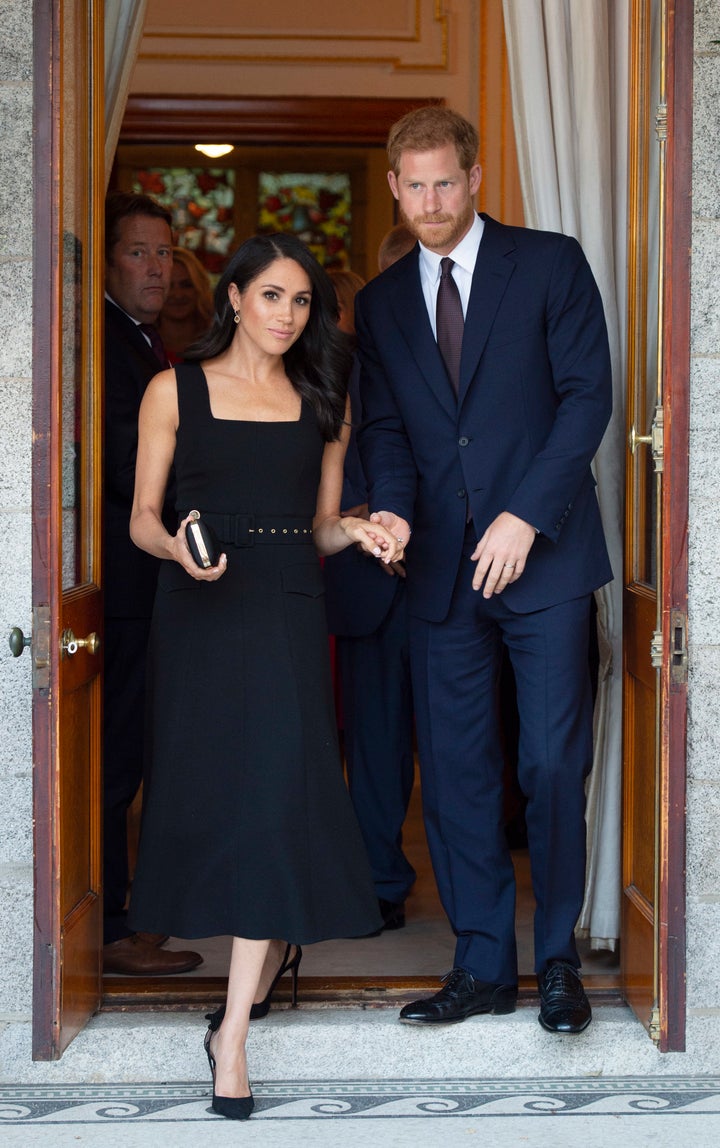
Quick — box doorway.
[31,16,690,1057]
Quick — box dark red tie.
[139,323,170,369]
[436,257,464,394]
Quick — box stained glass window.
[131,167,235,279]
[257,173,351,269]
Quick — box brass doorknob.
[8,627,30,657]
[61,629,101,657]
[629,425,652,454]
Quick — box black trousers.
[103,616,152,944]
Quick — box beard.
[399,201,475,253]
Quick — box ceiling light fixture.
[194,143,234,159]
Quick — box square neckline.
[195,363,305,425]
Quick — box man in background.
[103,191,202,975]
[324,246,417,932]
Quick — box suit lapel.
[458,215,517,406]
[105,298,163,378]
[387,252,458,420]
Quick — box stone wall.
[686,0,720,1053]
[0,0,34,1030]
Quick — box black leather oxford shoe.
[537,960,592,1033]
[399,967,518,1024]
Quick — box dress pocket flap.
[281,562,325,598]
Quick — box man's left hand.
[471,512,536,598]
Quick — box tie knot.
[440,257,455,279]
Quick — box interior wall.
[130,0,523,228]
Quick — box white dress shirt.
[417,213,485,337]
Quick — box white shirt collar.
[418,212,484,282]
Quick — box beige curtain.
[502,0,630,948]
[105,0,148,183]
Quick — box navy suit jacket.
[356,215,613,622]
[104,298,170,619]
[324,359,402,637]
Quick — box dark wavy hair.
[186,233,352,441]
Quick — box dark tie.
[435,257,464,394]
[139,323,170,369]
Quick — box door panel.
[622,0,690,1049]
[32,0,104,1060]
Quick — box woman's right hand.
[169,513,228,580]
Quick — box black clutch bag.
[185,510,221,569]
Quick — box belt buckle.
[233,514,255,548]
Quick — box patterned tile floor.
[2,1077,720,1146]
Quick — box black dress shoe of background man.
[379,898,405,931]
[399,967,518,1024]
[537,959,592,1033]
[103,934,203,975]
[360,898,406,939]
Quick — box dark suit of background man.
[103,192,201,975]
[356,106,612,1034]
[323,360,416,930]
[324,261,418,933]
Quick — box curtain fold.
[105,0,148,184]
[502,0,629,948]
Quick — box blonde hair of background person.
[327,269,365,336]
[157,246,215,361]
[377,224,417,273]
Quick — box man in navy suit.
[356,107,612,1033]
[103,192,201,975]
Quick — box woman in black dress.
[128,234,406,1118]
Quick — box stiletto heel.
[204,1025,254,1120]
[204,943,303,1031]
[251,942,302,1018]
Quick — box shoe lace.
[543,961,581,996]
[440,967,472,992]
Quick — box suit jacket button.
[457,489,466,498]
[458,436,469,447]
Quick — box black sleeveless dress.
[128,363,382,942]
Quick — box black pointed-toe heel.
[203,1025,254,1121]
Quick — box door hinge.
[650,629,663,669]
[32,605,51,690]
[670,609,688,685]
[649,1004,661,1043]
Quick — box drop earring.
[233,310,240,325]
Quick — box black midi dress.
[128,362,382,942]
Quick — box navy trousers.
[337,586,416,904]
[409,549,593,984]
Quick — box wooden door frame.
[31,0,61,1061]
[657,0,692,1053]
[32,0,105,1060]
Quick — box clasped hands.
[369,509,536,597]
[341,505,407,566]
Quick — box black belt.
[180,512,314,548]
